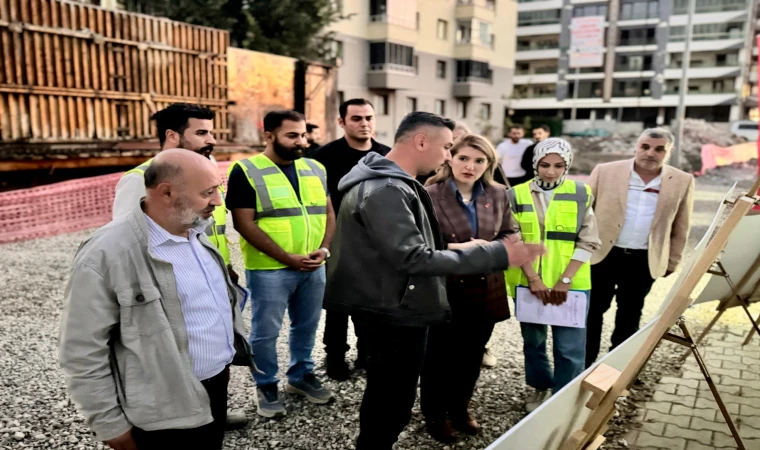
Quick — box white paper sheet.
[515,286,588,328]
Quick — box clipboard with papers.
[514,285,588,328]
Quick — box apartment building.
[329,0,517,144]
[512,0,758,127]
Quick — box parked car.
[730,120,759,142]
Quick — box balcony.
[454,39,494,60]
[456,0,496,22]
[618,37,657,46]
[518,17,561,26]
[367,14,418,44]
[515,41,560,60]
[672,2,745,14]
[666,35,744,53]
[453,75,496,97]
[367,63,417,90]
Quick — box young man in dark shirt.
[314,98,390,381]
[305,123,322,158]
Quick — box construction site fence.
[0,161,231,244]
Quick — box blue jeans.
[519,290,590,393]
[246,266,325,386]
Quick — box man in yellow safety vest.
[111,103,246,428]
[226,110,336,419]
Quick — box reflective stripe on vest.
[235,155,328,271]
[505,180,592,297]
[124,158,231,265]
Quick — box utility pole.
[570,67,581,120]
[671,0,696,168]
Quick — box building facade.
[512,0,759,127]
[329,0,517,144]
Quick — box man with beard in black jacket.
[324,112,544,450]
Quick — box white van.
[730,120,759,142]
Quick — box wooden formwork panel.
[0,0,230,143]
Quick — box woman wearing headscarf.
[420,134,516,443]
[505,138,601,413]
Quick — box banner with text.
[569,16,605,68]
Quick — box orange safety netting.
[0,161,232,244]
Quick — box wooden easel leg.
[740,305,760,346]
[695,307,726,346]
[665,320,746,450]
[742,311,760,346]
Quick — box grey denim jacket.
[58,204,252,442]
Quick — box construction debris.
[567,119,748,173]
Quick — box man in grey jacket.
[59,149,253,450]
[324,112,544,450]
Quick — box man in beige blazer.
[585,128,694,368]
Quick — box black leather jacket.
[324,153,510,327]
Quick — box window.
[374,94,389,115]
[414,55,419,73]
[416,12,421,30]
[457,100,468,118]
[573,3,608,17]
[329,40,344,60]
[370,0,387,16]
[338,91,345,107]
[619,28,656,46]
[407,97,417,113]
[437,19,448,40]
[369,42,415,70]
[456,59,493,82]
[619,0,658,20]
[435,100,446,116]
[479,21,491,46]
[456,23,472,44]
[480,103,491,120]
[518,10,561,26]
[436,60,447,79]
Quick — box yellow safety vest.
[232,154,328,271]
[504,180,592,297]
[124,158,231,265]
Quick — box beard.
[273,138,304,161]
[171,195,214,230]
[179,136,214,159]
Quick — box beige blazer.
[588,158,695,279]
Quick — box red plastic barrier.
[0,161,232,244]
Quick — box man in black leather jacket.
[324,112,544,450]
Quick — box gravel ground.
[0,170,756,450]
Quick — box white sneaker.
[525,389,551,413]
[482,348,497,368]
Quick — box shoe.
[225,409,249,430]
[525,389,551,413]
[254,384,287,418]
[451,411,480,436]
[286,373,335,404]
[482,348,497,368]
[326,357,350,381]
[426,417,457,444]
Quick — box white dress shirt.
[496,138,533,177]
[145,214,235,381]
[616,162,661,250]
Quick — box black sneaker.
[326,357,350,381]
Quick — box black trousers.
[355,321,428,450]
[421,319,495,421]
[132,366,229,450]
[586,247,656,368]
[323,310,366,361]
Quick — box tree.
[122,0,344,62]
[243,0,344,61]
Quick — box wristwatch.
[560,277,572,284]
[320,247,331,259]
